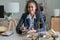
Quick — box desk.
[0,30,53,40]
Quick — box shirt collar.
[27,14,36,19]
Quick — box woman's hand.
[27,30,36,33]
[20,25,26,31]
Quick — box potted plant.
[52,35,59,40]
[4,12,12,19]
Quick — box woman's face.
[28,2,36,14]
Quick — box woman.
[16,0,46,34]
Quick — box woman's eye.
[28,6,33,8]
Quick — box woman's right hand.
[20,26,26,31]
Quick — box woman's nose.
[29,7,33,11]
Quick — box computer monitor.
[0,5,4,18]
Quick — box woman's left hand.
[27,30,36,33]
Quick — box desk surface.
[0,30,60,40]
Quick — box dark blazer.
[16,12,46,34]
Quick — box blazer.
[16,12,46,34]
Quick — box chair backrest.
[51,16,60,32]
